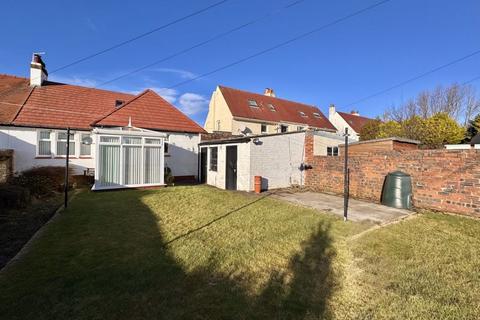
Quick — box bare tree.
[384,83,480,125]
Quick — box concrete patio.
[272,190,413,224]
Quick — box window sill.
[54,156,78,159]
[35,156,52,159]
[79,156,93,159]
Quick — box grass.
[0,185,479,319]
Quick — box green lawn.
[0,186,479,319]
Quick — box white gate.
[93,127,165,190]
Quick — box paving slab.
[272,191,413,224]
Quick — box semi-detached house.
[0,55,205,190]
[204,85,337,135]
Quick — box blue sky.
[1,0,479,125]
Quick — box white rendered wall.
[205,142,250,191]
[165,132,200,178]
[0,126,95,174]
[328,112,359,141]
[249,132,306,191]
[313,131,345,156]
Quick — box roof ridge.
[218,85,320,110]
[0,74,28,80]
[91,89,150,126]
[337,111,373,121]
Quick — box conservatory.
[92,127,166,190]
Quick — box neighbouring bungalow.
[0,55,205,190]
[204,85,337,135]
[328,104,374,140]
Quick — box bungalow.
[0,55,205,189]
[204,85,337,135]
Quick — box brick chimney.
[350,110,360,116]
[264,88,275,97]
[30,53,48,86]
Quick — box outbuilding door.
[225,145,237,190]
[200,147,207,183]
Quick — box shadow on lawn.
[0,189,336,320]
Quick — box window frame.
[209,147,218,171]
[261,124,267,134]
[37,130,53,157]
[248,99,258,108]
[313,112,321,118]
[56,131,76,157]
[280,125,288,133]
[267,104,276,112]
[80,133,92,157]
[327,146,339,156]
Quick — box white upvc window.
[56,131,76,156]
[37,130,52,156]
[80,133,92,156]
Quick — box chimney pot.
[264,88,275,97]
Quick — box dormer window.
[299,111,308,117]
[248,99,258,108]
[267,104,276,111]
[313,112,321,118]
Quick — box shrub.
[0,184,30,211]
[9,166,72,197]
[164,167,175,185]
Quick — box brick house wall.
[0,149,14,183]
[304,134,480,217]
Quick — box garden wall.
[0,149,14,183]
[304,134,480,217]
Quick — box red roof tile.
[13,81,134,130]
[0,75,33,124]
[337,111,374,133]
[219,86,336,131]
[94,90,205,133]
[0,74,204,133]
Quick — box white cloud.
[152,87,178,104]
[152,68,197,80]
[49,75,98,87]
[178,93,209,115]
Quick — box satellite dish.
[239,125,251,136]
[82,136,93,145]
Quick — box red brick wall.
[304,134,480,217]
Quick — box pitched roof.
[0,74,204,133]
[218,86,336,131]
[94,90,205,133]
[337,111,373,133]
[0,75,33,124]
[13,80,134,130]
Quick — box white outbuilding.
[199,131,309,191]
